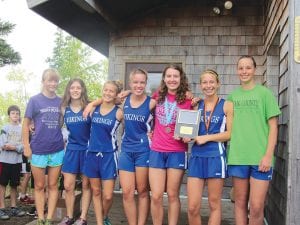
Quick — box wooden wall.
[107,1,298,224]
[262,1,289,225]
[108,1,265,98]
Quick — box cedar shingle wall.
[108,1,265,99]
[108,1,290,223]
[263,0,289,224]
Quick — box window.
[125,62,182,95]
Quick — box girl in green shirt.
[227,55,281,225]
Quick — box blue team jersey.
[88,105,120,152]
[121,94,153,153]
[64,106,91,151]
[191,98,227,157]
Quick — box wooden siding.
[107,1,299,224]
[285,0,300,224]
[108,1,265,98]
[263,0,290,224]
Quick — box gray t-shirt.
[0,123,23,164]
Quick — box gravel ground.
[1,198,36,225]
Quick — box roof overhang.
[27,0,263,57]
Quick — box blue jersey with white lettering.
[64,106,91,151]
[191,98,227,157]
[121,94,153,152]
[88,105,120,152]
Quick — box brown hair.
[157,64,189,104]
[237,55,257,68]
[61,78,89,109]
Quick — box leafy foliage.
[46,29,107,100]
[0,68,33,126]
[0,19,21,67]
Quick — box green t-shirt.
[227,85,281,165]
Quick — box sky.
[0,0,104,94]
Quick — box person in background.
[58,78,92,225]
[185,69,233,225]
[149,64,192,225]
[0,105,26,220]
[19,154,35,205]
[83,80,124,225]
[227,55,281,225]
[22,68,65,225]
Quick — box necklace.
[164,98,177,133]
[203,97,219,134]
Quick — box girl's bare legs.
[187,178,205,225]
[135,167,150,225]
[90,178,103,225]
[46,166,61,220]
[31,166,46,220]
[166,168,184,225]
[232,177,249,225]
[119,170,137,225]
[102,179,115,219]
[248,177,269,225]
[80,175,91,220]
[207,178,224,225]
[62,173,76,219]
[149,168,166,225]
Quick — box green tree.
[6,67,34,104]
[0,68,34,126]
[0,19,21,67]
[47,29,107,100]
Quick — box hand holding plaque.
[174,109,201,138]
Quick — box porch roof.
[27,0,258,57]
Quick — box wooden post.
[286,0,300,224]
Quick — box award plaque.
[174,109,200,138]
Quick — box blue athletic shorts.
[62,150,87,174]
[228,165,273,181]
[188,155,227,179]
[31,150,64,168]
[149,150,187,170]
[118,151,149,172]
[83,151,118,180]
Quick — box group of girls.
[22,54,280,225]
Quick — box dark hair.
[158,64,190,104]
[7,105,20,115]
[61,78,89,109]
[238,55,257,68]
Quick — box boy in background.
[0,105,26,220]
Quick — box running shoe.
[9,207,26,217]
[44,219,53,225]
[73,218,87,225]
[104,217,112,225]
[0,208,10,220]
[57,216,74,225]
